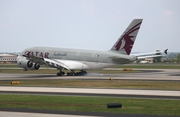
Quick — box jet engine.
[17,56,40,70]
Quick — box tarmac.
[0,68,180,117]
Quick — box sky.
[0,0,179,53]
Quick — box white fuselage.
[19,46,136,70]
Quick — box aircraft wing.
[43,58,71,70]
[43,58,90,70]
[22,54,44,64]
[22,54,71,70]
[22,53,90,70]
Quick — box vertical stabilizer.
[111,19,143,55]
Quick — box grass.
[0,94,180,116]
[1,80,180,90]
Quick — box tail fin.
[110,19,143,55]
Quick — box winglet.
[164,49,168,55]
[110,19,143,55]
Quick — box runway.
[0,69,180,99]
[0,69,180,81]
[0,69,180,117]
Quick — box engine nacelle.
[17,56,40,70]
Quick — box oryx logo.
[115,22,142,55]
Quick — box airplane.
[17,19,167,76]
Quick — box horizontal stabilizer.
[137,55,164,59]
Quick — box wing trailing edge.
[43,58,71,70]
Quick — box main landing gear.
[57,70,65,76]
[67,70,87,76]
[57,70,87,76]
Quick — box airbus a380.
[17,19,167,76]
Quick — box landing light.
[109,78,113,81]
[11,81,20,84]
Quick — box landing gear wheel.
[67,72,70,76]
[57,73,62,76]
[66,70,87,76]
[57,70,65,76]
[81,70,87,76]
